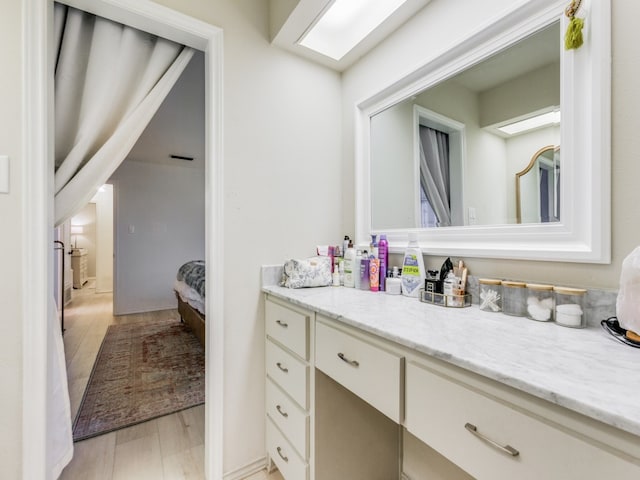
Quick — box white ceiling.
[125,50,205,169]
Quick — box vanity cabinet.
[265,298,311,480]
[315,319,403,423]
[405,360,640,480]
[264,292,640,480]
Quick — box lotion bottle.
[354,250,362,289]
[343,242,356,288]
[401,232,426,297]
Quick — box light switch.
[128,224,135,234]
[0,155,9,194]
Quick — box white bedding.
[174,279,205,315]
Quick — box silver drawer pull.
[276,362,289,373]
[276,446,289,463]
[464,423,519,457]
[276,404,289,418]
[337,352,359,367]
[276,319,288,328]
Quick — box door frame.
[22,1,224,478]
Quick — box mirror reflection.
[516,145,560,224]
[371,21,560,230]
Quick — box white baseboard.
[223,456,268,480]
[221,456,407,480]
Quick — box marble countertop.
[262,283,640,438]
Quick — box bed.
[174,260,206,348]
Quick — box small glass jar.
[479,278,502,312]
[554,287,587,328]
[501,281,527,316]
[525,283,555,322]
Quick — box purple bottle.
[378,234,388,291]
[359,250,370,290]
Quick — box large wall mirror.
[356,0,610,263]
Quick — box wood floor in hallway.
[59,280,283,480]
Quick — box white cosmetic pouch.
[281,256,332,289]
[616,246,640,334]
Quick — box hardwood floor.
[59,280,283,480]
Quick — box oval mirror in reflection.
[516,145,560,224]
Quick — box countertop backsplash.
[261,265,617,327]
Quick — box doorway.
[22,1,224,479]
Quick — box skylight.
[498,110,561,136]
[298,0,409,61]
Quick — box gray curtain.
[419,126,451,227]
[53,3,194,226]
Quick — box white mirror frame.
[355,0,610,263]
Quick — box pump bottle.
[401,232,426,297]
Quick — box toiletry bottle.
[443,271,460,306]
[369,255,380,292]
[386,266,402,295]
[343,235,350,258]
[360,250,370,290]
[370,234,378,259]
[328,245,335,273]
[354,249,362,289]
[343,242,356,288]
[339,260,345,286]
[332,261,341,286]
[378,234,388,292]
[401,232,426,297]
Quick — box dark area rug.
[73,319,205,442]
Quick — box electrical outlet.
[468,207,477,225]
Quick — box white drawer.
[266,339,308,409]
[266,299,309,359]
[266,378,308,459]
[315,320,402,423]
[406,361,640,480]
[267,418,308,480]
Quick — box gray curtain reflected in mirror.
[419,126,451,227]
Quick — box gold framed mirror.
[516,145,560,224]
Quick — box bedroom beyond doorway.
[60,283,206,478]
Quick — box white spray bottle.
[401,232,426,297]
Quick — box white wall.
[0,0,24,476]
[110,160,205,314]
[71,203,97,276]
[93,185,114,293]
[370,100,414,229]
[151,0,343,473]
